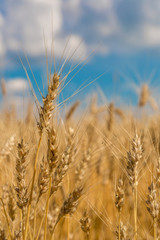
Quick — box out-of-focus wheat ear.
[115,221,130,240]
[66,101,80,121]
[0,221,7,240]
[90,94,97,114]
[107,102,114,131]
[51,186,83,236]
[138,84,149,107]
[25,101,34,125]
[0,135,16,162]
[1,78,7,97]
[90,95,105,116]
[115,178,125,212]
[0,198,12,240]
[15,139,29,236]
[14,222,22,240]
[37,158,50,203]
[115,108,125,120]
[115,178,125,240]
[37,73,60,133]
[146,182,159,240]
[2,185,9,207]
[126,133,143,240]
[50,127,75,196]
[8,187,16,222]
[75,148,91,187]
[47,127,59,174]
[149,96,158,111]
[156,157,160,192]
[47,200,59,234]
[80,211,91,240]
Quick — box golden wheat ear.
[51,186,83,236]
[138,84,149,107]
[80,211,91,239]
[146,182,159,239]
[1,78,7,97]
[37,73,60,132]
[66,101,80,121]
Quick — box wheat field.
[0,58,160,240]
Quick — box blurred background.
[1,0,160,115]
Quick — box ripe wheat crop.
[0,46,160,240]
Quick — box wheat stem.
[133,184,137,240]
[44,177,52,240]
[154,217,157,240]
[35,214,45,240]
[32,205,37,240]
[67,174,70,240]
[118,210,121,240]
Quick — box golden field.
[0,65,159,240]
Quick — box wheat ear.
[115,221,129,240]
[37,158,50,202]
[75,148,91,187]
[107,102,114,131]
[37,73,60,132]
[80,211,91,240]
[50,127,75,196]
[50,186,83,238]
[0,221,7,240]
[139,84,149,107]
[127,133,143,240]
[15,140,29,236]
[66,101,80,121]
[146,182,159,240]
[115,178,125,240]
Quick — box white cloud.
[0,0,89,61]
[0,13,5,56]
[86,0,112,11]
[1,0,160,60]
[141,24,160,46]
[6,78,28,94]
[4,0,63,56]
[0,35,5,56]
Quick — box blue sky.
[1,0,160,111]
